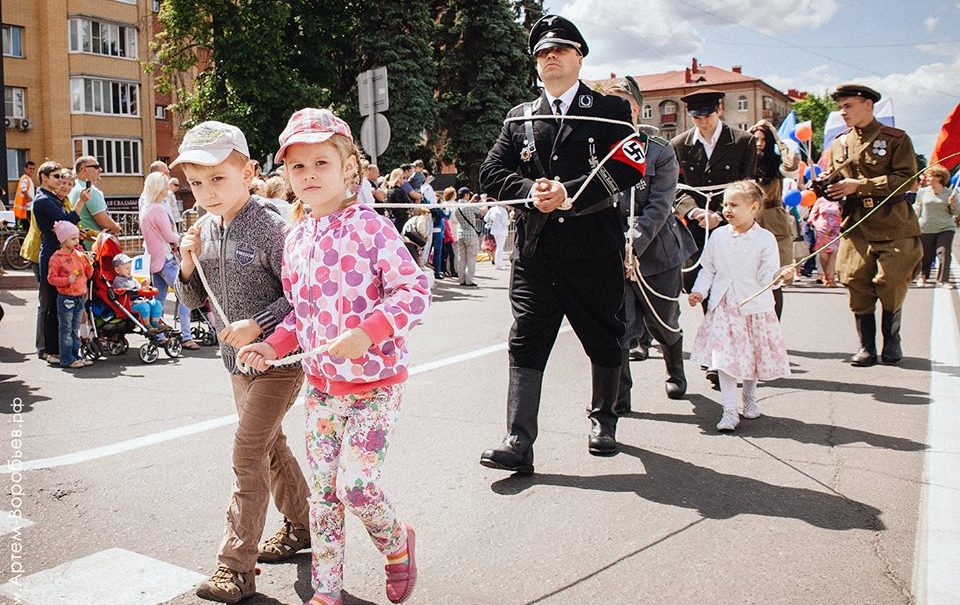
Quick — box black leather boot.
[880,309,903,365]
[588,364,620,456]
[614,349,632,416]
[480,367,542,474]
[849,313,878,367]
[662,338,687,400]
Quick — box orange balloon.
[795,123,813,142]
[798,161,808,179]
[801,189,817,208]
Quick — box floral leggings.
[305,383,408,595]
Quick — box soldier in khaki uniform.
[826,84,921,367]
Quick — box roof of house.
[590,59,789,98]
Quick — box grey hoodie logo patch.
[235,241,256,267]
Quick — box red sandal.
[385,525,417,603]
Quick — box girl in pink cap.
[238,108,430,605]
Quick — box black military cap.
[680,89,725,117]
[831,83,881,103]
[609,75,644,107]
[529,15,589,57]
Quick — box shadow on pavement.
[0,372,51,414]
[788,348,947,375]
[763,376,929,405]
[276,552,378,605]
[0,289,28,307]
[491,443,884,531]
[630,393,926,451]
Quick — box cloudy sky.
[549,0,960,157]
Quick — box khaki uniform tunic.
[831,118,922,313]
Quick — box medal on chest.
[521,139,535,163]
[871,139,887,157]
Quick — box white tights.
[718,371,757,412]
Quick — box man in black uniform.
[479,15,647,472]
[672,89,756,386]
[606,77,697,410]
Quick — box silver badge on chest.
[872,139,887,157]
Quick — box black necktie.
[553,99,563,116]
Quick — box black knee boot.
[850,313,878,367]
[662,338,687,399]
[614,349,632,416]
[480,367,542,474]
[588,364,620,456]
[880,309,903,365]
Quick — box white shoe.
[717,410,739,431]
[742,397,761,419]
[938,282,954,290]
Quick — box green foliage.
[792,93,837,158]
[437,0,533,188]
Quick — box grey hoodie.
[175,196,292,373]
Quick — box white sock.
[718,371,739,413]
[742,379,758,404]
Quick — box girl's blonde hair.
[249,177,266,195]
[142,172,170,206]
[289,133,364,223]
[926,164,951,185]
[442,186,456,202]
[386,168,404,189]
[724,180,764,213]
[263,175,287,199]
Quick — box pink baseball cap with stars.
[275,108,353,164]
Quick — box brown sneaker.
[195,566,257,603]
[258,519,310,563]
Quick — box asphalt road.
[0,260,954,605]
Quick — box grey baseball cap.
[171,121,250,168]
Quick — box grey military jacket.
[618,135,697,276]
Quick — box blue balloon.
[804,165,823,180]
[783,189,803,207]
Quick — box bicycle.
[0,219,29,271]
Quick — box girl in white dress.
[688,181,792,431]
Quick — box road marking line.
[0,547,206,605]
[0,509,33,535]
[913,261,960,605]
[1,327,572,473]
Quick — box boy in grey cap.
[173,121,311,603]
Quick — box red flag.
[931,102,960,171]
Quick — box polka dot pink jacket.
[265,203,430,395]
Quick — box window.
[68,18,137,58]
[74,137,142,175]
[155,105,166,119]
[7,149,28,177]
[737,96,748,111]
[2,24,23,57]
[152,0,162,10]
[70,78,139,116]
[762,96,773,110]
[4,87,26,118]
[738,123,750,132]
[642,104,653,119]
[660,101,677,115]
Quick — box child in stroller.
[83,232,183,364]
[111,253,166,332]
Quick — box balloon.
[804,165,823,180]
[800,190,817,208]
[798,161,808,179]
[783,189,803,207]
[795,123,813,142]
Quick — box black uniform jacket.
[670,123,757,249]
[480,81,647,260]
[618,135,697,276]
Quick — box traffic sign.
[360,113,391,163]
[358,66,389,117]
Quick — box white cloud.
[762,60,960,158]
[925,16,939,31]
[563,0,838,82]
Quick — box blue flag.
[778,111,799,155]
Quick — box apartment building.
[4,0,164,209]
[589,58,793,140]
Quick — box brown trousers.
[837,235,922,314]
[218,366,310,572]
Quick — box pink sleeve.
[369,216,431,340]
[265,326,299,358]
[358,310,393,345]
[156,206,179,245]
[274,241,299,341]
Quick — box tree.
[354,1,438,170]
[437,0,533,188]
[792,93,837,158]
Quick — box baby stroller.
[80,232,183,364]
[189,301,218,346]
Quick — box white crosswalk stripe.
[0,509,33,535]
[0,548,205,605]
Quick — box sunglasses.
[83,164,102,170]
[48,173,64,180]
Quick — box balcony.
[660,112,677,125]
